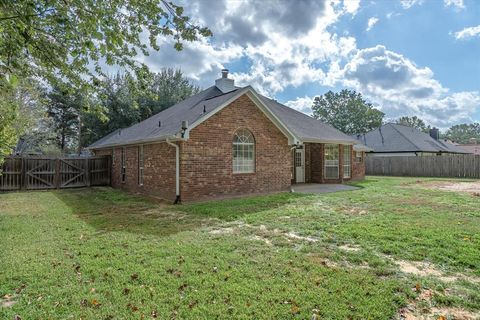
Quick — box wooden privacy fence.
[366,154,480,178]
[0,156,111,191]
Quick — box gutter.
[166,137,181,204]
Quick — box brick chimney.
[429,127,439,140]
[215,69,235,93]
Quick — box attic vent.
[215,69,235,93]
[203,105,206,114]
[158,120,161,127]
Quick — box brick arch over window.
[233,128,255,173]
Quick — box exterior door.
[295,149,305,183]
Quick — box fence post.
[20,158,26,190]
[85,158,91,187]
[55,158,61,189]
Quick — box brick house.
[89,70,366,202]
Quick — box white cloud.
[444,0,465,9]
[327,45,480,127]
[366,17,379,31]
[343,0,361,15]
[400,0,423,9]
[285,96,315,115]
[131,0,478,129]
[453,25,480,40]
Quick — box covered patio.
[292,143,359,184]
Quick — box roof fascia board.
[88,135,183,150]
[301,138,357,145]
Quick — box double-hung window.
[121,147,126,183]
[343,145,351,178]
[355,151,363,163]
[324,144,339,179]
[233,129,255,173]
[138,145,144,186]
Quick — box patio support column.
[339,144,344,183]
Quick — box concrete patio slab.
[291,183,359,194]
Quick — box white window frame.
[343,145,351,179]
[121,147,126,183]
[355,151,363,163]
[233,129,255,174]
[138,145,144,186]
[324,144,339,179]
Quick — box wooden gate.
[25,158,57,189]
[0,156,110,191]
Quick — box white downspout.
[166,138,181,204]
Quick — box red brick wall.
[352,151,366,180]
[94,143,177,201]
[180,94,292,201]
[309,143,324,183]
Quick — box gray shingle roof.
[356,123,469,154]
[89,85,357,149]
[259,96,357,144]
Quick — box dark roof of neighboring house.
[89,85,357,149]
[355,123,470,154]
[457,144,480,155]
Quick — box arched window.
[233,129,255,173]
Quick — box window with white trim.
[343,145,351,178]
[355,151,363,163]
[138,145,144,186]
[324,144,339,179]
[233,129,255,173]
[121,147,126,183]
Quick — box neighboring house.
[354,123,470,157]
[89,70,365,202]
[456,139,480,155]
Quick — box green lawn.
[1,177,479,319]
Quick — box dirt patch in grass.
[398,288,480,320]
[209,223,319,245]
[420,181,480,196]
[1,295,17,308]
[394,259,480,285]
[339,244,362,252]
[396,260,457,283]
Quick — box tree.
[81,69,200,147]
[396,116,431,133]
[1,1,211,89]
[0,88,18,163]
[311,89,384,134]
[1,78,48,161]
[138,68,200,118]
[10,79,59,155]
[444,123,480,144]
[0,0,211,163]
[46,86,88,153]
[81,73,140,148]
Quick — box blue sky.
[141,0,480,129]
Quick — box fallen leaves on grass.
[166,268,182,278]
[91,299,101,308]
[127,303,139,312]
